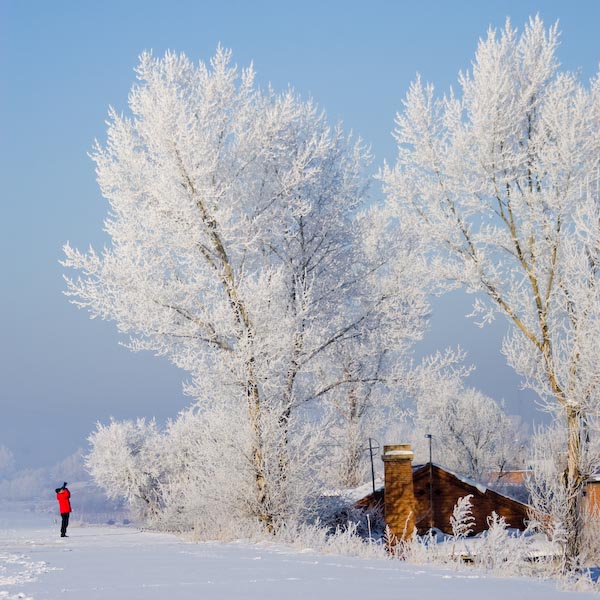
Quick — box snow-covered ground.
[0,507,596,600]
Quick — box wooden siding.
[411,464,529,535]
[583,480,600,516]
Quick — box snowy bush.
[271,519,387,559]
[86,419,165,524]
[450,494,475,540]
[476,513,521,573]
[390,529,446,565]
[86,401,332,537]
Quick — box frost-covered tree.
[64,48,427,526]
[414,381,526,481]
[382,16,600,563]
[86,403,329,534]
[156,403,260,533]
[323,206,430,488]
[166,402,330,534]
[400,348,526,481]
[87,419,165,523]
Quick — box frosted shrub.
[324,522,386,558]
[392,529,445,564]
[476,512,508,571]
[559,569,600,593]
[449,494,475,562]
[273,520,330,549]
[450,494,475,539]
[155,403,256,535]
[124,401,330,537]
[87,419,165,525]
[86,395,337,538]
[475,512,524,573]
[273,519,387,559]
[315,494,386,541]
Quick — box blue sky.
[2,0,600,468]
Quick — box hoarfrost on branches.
[383,15,600,565]
[65,48,429,527]
[86,419,165,522]
[415,382,526,481]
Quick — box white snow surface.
[0,507,595,599]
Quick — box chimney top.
[382,444,414,461]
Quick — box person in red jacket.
[55,482,71,537]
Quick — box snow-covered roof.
[324,479,384,504]
[413,463,529,506]
[337,463,529,509]
[427,463,488,495]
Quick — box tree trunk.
[563,405,584,569]
[245,356,274,530]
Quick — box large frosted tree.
[64,48,427,527]
[382,17,600,563]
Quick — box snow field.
[1,510,597,599]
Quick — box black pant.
[61,512,70,536]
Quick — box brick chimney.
[382,444,416,539]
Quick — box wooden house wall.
[411,465,529,535]
[583,481,600,517]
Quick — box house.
[582,476,600,517]
[361,444,530,539]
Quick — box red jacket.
[56,488,71,513]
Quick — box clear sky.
[2,0,600,469]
